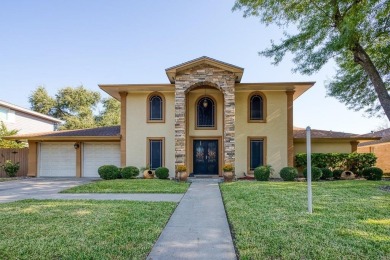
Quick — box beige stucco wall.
[235,91,288,178]
[126,91,176,177]
[294,142,351,154]
[187,89,223,137]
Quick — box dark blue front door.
[193,140,218,175]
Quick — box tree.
[233,0,390,120]
[29,86,107,130]
[95,98,120,126]
[0,122,26,148]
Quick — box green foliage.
[303,167,322,181]
[362,167,383,180]
[320,168,333,180]
[29,86,120,130]
[332,169,343,180]
[95,98,120,126]
[233,0,390,118]
[121,166,139,179]
[279,167,298,181]
[1,160,20,177]
[295,153,376,175]
[0,122,27,148]
[98,165,120,180]
[254,165,273,181]
[223,164,234,172]
[155,167,169,179]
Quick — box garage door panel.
[83,143,120,177]
[39,143,76,177]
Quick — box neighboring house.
[5,57,380,178]
[0,100,62,134]
[358,128,390,174]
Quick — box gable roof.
[4,125,120,141]
[0,100,63,123]
[165,56,244,84]
[293,127,380,142]
[358,128,390,146]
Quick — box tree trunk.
[352,43,390,121]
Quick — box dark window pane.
[150,96,162,120]
[150,140,162,170]
[250,140,264,171]
[197,97,215,127]
[250,95,263,120]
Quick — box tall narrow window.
[248,92,266,122]
[148,138,164,170]
[249,138,265,172]
[196,96,215,128]
[147,93,165,122]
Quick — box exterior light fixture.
[203,87,208,108]
[74,143,80,149]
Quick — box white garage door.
[39,143,76,177]
[83,142,120,177]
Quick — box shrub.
[303,167,322,181]
[295,153,376,175]
[2,160,20,177]
[98,165,120,180]
[332,169,343,179]
[176,165,186,172]
[155,167,169,179]
[223,164,234,172]
[279,167,298,181]
[320,168,333,180]
[121,166,139,179]
[254,165,273,181]
[362,167,383,180]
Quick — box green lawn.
[220,180,390,260]
[61,179,190,193]
[0,199,176,259]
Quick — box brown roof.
[358,128,390,146]
[293,127,381,141]
[4,126,120,141]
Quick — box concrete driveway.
[0,178,184,203]
[0,178,94,203]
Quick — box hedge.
[295,153,376,176]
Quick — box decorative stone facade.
[174,64,237,168]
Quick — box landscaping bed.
[61,179,190,193]
[0,199,176,259]
[220,180,390,259]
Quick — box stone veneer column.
[224,87,236,165]
[174,88,186,165]
[119,91,128,167]
[286,90,295,166]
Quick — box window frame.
[195,95,217,130]
[146,137,165,170]
[247,136,267,174]
[146,92,165,123]
[247,91,267,123]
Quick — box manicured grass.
[220,180,390,260]
[0,199,176,259]
[61,179,190,193]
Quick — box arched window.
[248,92,266,122]
[147,93,165,122]
[196,96,215,128]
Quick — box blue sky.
[0,0,386,134]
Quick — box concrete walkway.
[147,179,237,260]
[0,178,183,203]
